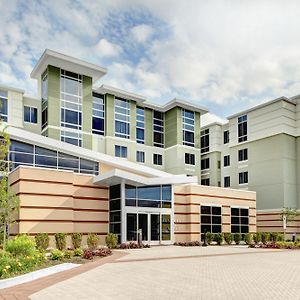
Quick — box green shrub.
[71,233,82,249]
[296,236,300,242]
[87,233,100,250]
[206,232,214,245]
[253,232,262,244]
[6,235,36,257]
[270,232,279,242]
[51,249,64,260]
[35,233,49,251]
[0,252,46,278]
[105,233,118,249]
[233,233,242,245]
[261,232,270,244]
[55,233,66,250]
[244,233,252,245]
[74,248,83,257]
[214,233,223,245]
[63,250,74,259]
[277,233,284,242]
[223,233,233,245]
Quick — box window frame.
[24,106,38,124]
[200,129,209,153]
[153,153,163,165]
[238,115,247,143]
[185,153,195,165]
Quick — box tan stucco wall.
[174,184,256,242]
[9,166,109,246]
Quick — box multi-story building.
[202,96,300,235]
[0,49,256,246]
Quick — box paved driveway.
[31,246,300,300]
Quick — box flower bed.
[249,241,300,249]
[117,242,150,249]
[174,241,201,247]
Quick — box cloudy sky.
[1,0,300,123]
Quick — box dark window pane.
[138,200,160,208]
[231,208,239,216]
[10,140,33,153]
[231,217,240,224]
[125,185,136,198]
[137,186,160,200]
[201,215,211,224]
[127,213,137,241]
[35,146,57,157]
[110,185,120,199]
[125,199,136,206]
[201,225,211,233]
[212,225,222,233]
[212,216,221,224]
[241,209,249,216]
[212,206,221,215]
[241,225,249,233]
[110,211,121,222]
[35,155,57,167]
[201,206,211,215]
[9,152,33,164]
[231,225,240,233]
[109,199,120,211]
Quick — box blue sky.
[1,0,300,124]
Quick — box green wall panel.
[105,94,114,137]
[82,75,92,134]
[145,108,153,146]
[195,112,200,148]
[165,107,180,148]
[47,65,60,135]
[130,101,136,141]
[47,127,60,140]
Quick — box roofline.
[227,96,295,120]
[0,83,25,94]
[95,84,147,103]
[201,121,228,129]
[30,49,107,82]
[5,126,172,178]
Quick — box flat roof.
[95,84,147,103]
[31,49,107,83]
[227,96,295,119]
[0,83,25,94]
[143,98,209,114]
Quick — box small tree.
[280,207,298,241]
[0,124,19,249]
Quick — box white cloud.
[95,39,122,58]
[131,24,154,43]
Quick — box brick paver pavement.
[29,246,300,300]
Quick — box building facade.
[0,49,257,245]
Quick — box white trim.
[31,49,107,83]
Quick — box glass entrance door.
[138,213,148,241]
[150,214,160,241]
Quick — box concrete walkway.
[29,246,300,300]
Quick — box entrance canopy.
[93,168,198,186]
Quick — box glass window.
[238,115,247,142]
[182,109,195,147]
[231,207,249,233]
[224,176,230,188]
[0,90,8,122]
[61,130,82,147]
[136,107,145,144]
[24,106,37,124]
[153,111,164,147]
[201,205,222,238]
[238,149,248,162]
[224,155,230,167]
[185,153,195,165]
[153,153,163,165]
[201,178,210,186]
[239,171,248,184]
[201,158,209,170]
[115,145,127,158]
[92,93,105,135]
[115,98,130,139]
[136,151,145,163]
[162,214,171,240]
[224,130,229,144]
[200,129,209,153]
[41,72,48,130]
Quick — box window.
[224,130,229,144]
[24,106,37,124]
[201,205,222,237]
[239,171,248,184]
[185,153,195,165]
[153,111,164,147]
[238,115,247,142]
[92,93,104,135]
[125,185,171,208]
[61,130,82,147]
[224,155,230,167]
[8,140,98,175]
[136,151,145,163]
[60,69,82,147]
[200,129,209,153]
[182,109,195,147]
[0,90,8,122]
[224,176,230,187]
[153,153,163,165]
[231,207,249,233]
[201,158,209,170]
[115,98,130,139]
[115,145,127,158]
[136,107,145,144]
[201,178,210,186]
[238,149,248,162]
[109,185,121,242]
[41,71,48,130]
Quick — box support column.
[120,180,126,243]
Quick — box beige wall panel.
[73,186,107,198]
[73,223,108,233]
[20,195,74,208]
[73,211,108,222]
[73,199,108,210]
[19,222,74,233]
[18,181,73,196]
[19,208,74,220]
